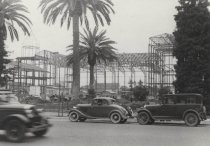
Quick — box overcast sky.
[6,0,179,59]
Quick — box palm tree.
[0,0,31,85]
[0,0,31,41]
[39,0,114,98]
[66,26,118,95]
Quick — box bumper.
[28,123,52,132]
[200,112,207,120]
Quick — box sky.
[5,0,179,59]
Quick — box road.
[0,115,210,146]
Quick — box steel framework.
[7,33,175,97]
[147,33,176,96]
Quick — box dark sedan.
[68,97,132,124]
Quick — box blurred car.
[137,93,206,126]
[0,89,52,142]
[68,97,132,124]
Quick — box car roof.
[164,93,203,98]
[94,97,115,100]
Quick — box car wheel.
[33,129,48,137]
[120,119,127,124]
[110,112,121,124]
[137,112,150,125]
[184,113,199,127]
[5,119,26,142]
[69,111,80,122]
[79,117,87,122]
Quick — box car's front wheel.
[137,111,150,125]
[110,112,121,124]
[5,119,26,142]
[33,129,48,137]
[184,113,199,127]
[69,111,80,122]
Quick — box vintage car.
[68,97,133,124]
[137,93,207,126]
[0,89,52,142]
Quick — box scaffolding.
[7,48,72,99]
[147,33,176,96]
[7,33,176,98]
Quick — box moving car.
[0,89,52,142]
[137,93,206,126]
[68,97,132,124]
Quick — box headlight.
[203,106,206,113]
[25,109,35,118]
[73,106,77,109]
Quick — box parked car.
[68,97,133,124]
[137,93,206,126]
[0,89,52,142]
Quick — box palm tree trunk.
[0,29,5,86]
[71,14,80,98]
[89,65,94,89]
[104,70,106,91]
[88,64,96,99]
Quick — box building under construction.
[6,33,176,98]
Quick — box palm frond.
[0,0,31,41]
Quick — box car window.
[92,99,103,106]
[186,97,197,104]
[92,99,98,105]
[101,99,108,105]
[176,98,186,105]
[165,97,176,104]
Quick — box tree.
[128,79,133,90]
[39,0,115,98]
[132,85,149,101]
[66,26,118,98]
[173,0,210,96]
[158,86,172,101]
[132,80,149,101]
[0,0,31,86]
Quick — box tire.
[69,111,80,122]
[5,119,26,142]
[137,111,150,125]
[79,117,87,122]
[120,119,127,124]
[184,113,199,127]
[33,129,48,137]
[110,112,121,124]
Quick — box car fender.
[68,109,95,119]
[183,109,201,120]
[137,109,154,119]
[109,110,127,119]
[2,114,30,128]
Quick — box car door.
[88,99,108,117]
[157,96,177,119]
[92,99,110,117]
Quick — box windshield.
[0,94,20,104]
